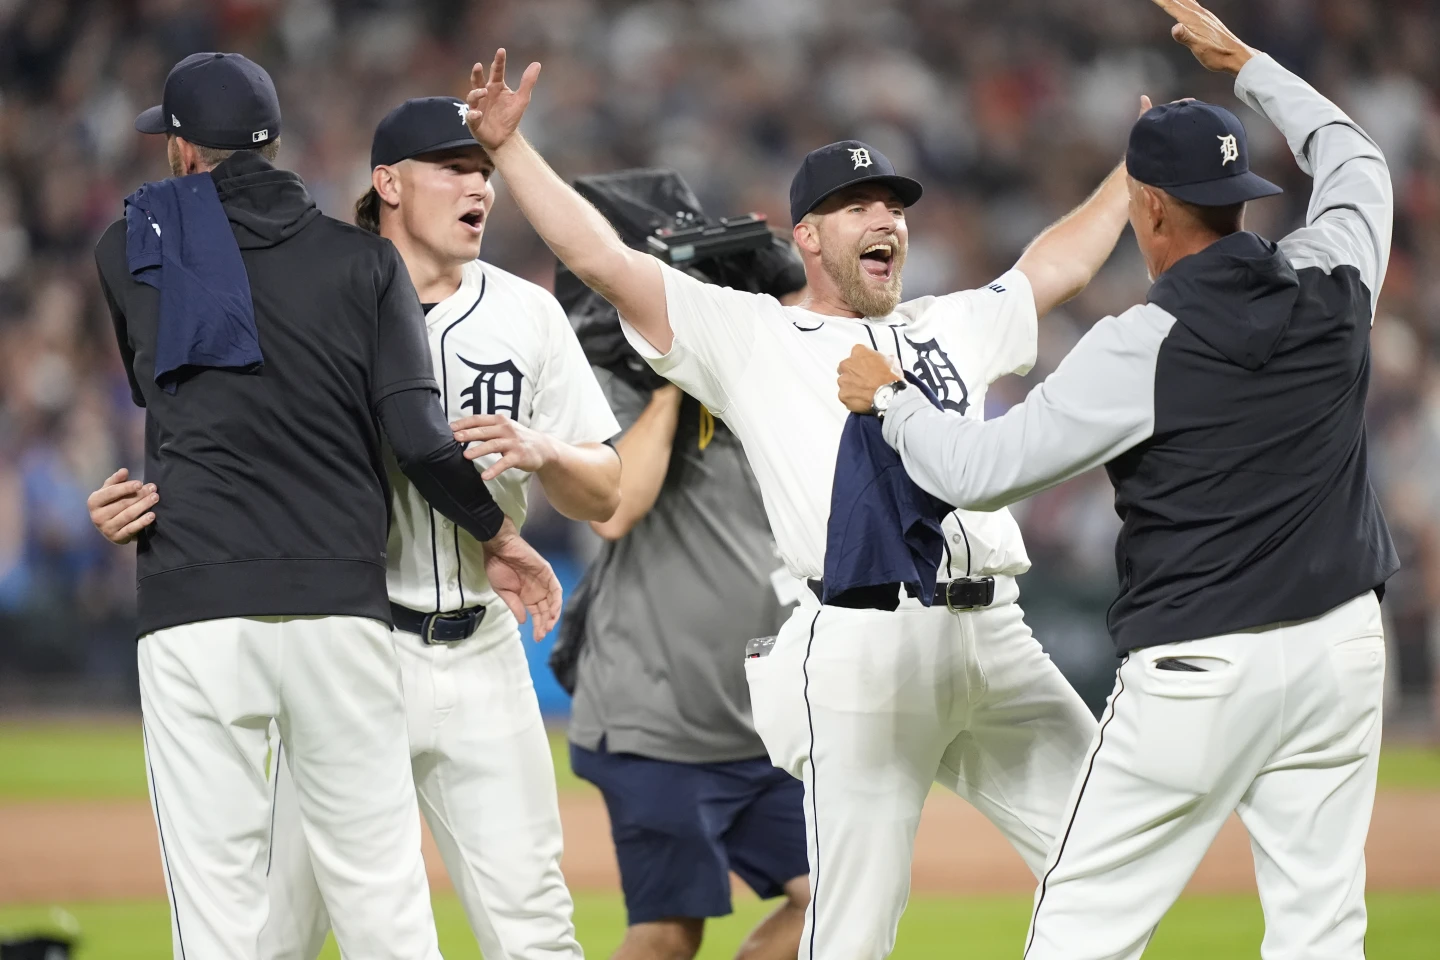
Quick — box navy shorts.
[570,740,809,925]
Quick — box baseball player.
[460,51,1139,958]
[262,96,620,960]
[839,2,1397,957]
[93,96,619,960]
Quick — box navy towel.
[125,173,262,394]
[823,373,954,607]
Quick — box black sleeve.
[371,244,442,404]
[370,245,504,543]
[376,388,507,543]
[95,227,146,408]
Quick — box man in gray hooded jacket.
[839,1,1396,957]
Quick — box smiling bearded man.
[458,46,1148,959]
[810,182,910,318]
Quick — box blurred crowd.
[0,0,1436,722]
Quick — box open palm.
[1151,0,1257,76]
[465,48,541,152]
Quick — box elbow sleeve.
[377,388,506,542]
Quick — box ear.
[174,136,201,175]
[793,220,821,257]
[373,165,402,206]
[1144,185,1167,235]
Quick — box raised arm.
[1235,53,1390,310]
[1013,95,1152,318]
[465,51,672,350]
[1153,0,1391,311]
[1014,158,1133,318]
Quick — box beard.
[820,238,906,317]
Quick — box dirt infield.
[3,789,1438,904]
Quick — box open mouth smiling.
[859,240,895,280]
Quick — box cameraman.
[567,234,811,960]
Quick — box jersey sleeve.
[528,290,622,445]
[618,262,770,415]
[926,268,1038,384]
[1236,53,1393,315]
[882,302,1172,512]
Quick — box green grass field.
[2,892,1438,958]
[3,721,1439,800]
[1,721,1438,957]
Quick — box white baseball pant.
[260,611,581,960]
[1023,590,1386,960]
[743,576,1097,960]
[137,615,441,960]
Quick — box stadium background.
[0,0,1436,956]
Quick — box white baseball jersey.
[621,263,1037,581]
[387,259,619,613]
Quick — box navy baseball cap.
[1126,101,1282,207]
[371,97,481,169]
[789,140,923,225]
[135,52,281,150]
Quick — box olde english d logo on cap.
[1218,134,1239,166]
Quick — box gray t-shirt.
[568,367,794,763]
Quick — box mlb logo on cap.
[134,52,282,151]
[1126,101,1283,207]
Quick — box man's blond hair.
[193,139,282,167]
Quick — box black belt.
[390,602,487,645]
[806,577,995,613]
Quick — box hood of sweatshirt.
[1147,230,1301,371]
[211,150,322,250]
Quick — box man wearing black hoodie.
[839,2,1397,957]
[90,53,561,960]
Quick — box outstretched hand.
[452,413,557,480]
[1151,0,1258,76]
[465,48,541,152]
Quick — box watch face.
[873,384,895,413]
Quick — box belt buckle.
[420,612,465,646]
[944,577,995,614]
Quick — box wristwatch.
[870,379,908,418]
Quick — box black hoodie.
[96,152,504,637]
[1098,230,1397,650]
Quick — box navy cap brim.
[373,137,484,169]
[135,104,167,135]
[801,173,924,221]
[401,137,485,162]
[1161,170,1283,207]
